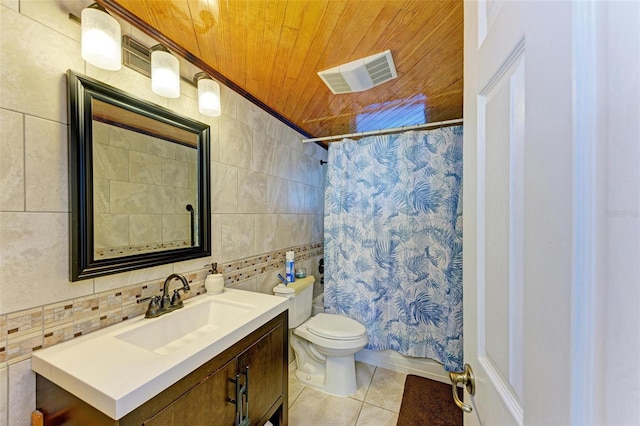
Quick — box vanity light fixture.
[195,72,221,117]
[81,3,121,71]
[150,45,180,98]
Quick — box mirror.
[67,70,211,281]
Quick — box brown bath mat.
[396,375,463,426]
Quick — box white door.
[463,1,640,424]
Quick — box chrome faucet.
[138,273,191,318]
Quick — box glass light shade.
[151,48,180,98]
[197,78,221,117]
[81,7,121,71]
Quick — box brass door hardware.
[449,363,475,413]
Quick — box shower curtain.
[323,126,463,372]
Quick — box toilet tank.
[312,293,325,316]
[273,276,314,328]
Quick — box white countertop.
[31,289,288,420]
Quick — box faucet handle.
[138,296,162,318]
[137,295,157,304]
[170,289,185,309]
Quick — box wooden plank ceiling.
[102,0,463,141]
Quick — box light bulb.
[81,5,121,71]
[151,46,180,98]
[197,76,221,117]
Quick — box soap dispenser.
[205,263,224,295]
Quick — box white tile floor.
[288,361,407,426]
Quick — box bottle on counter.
[285,251,295,283]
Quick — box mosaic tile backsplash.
[0,242,323,367]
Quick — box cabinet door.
[238,324,284,425]
[144,359,237,426]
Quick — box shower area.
[320,125,464,373]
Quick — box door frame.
[570,1,599,423]
[571,1,640,424]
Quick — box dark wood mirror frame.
[67,70,211,281]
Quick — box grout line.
[361,365,376,403]
[21,112,26,213]
[353,400,365,426]
[289,384,306,408]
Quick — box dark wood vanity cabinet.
[143,359,237,425]
[239,320,285,425]
[36,311,288,426]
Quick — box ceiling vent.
[318,50,397,94]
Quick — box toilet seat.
[306,313,367,341]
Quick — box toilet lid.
[306,313,367,340]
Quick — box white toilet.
[273,276,368,396]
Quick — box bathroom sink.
[31,289,288,420]
[115,298,254,354]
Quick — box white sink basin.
[115,298,254,354]
[31,289,288,420]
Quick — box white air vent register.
[318,50,397,94]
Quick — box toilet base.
[288,314,368,397]
[295,354,358,397]
[325,354,359,396]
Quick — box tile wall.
[0,1,327,425]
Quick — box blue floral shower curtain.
[324,126,463,372]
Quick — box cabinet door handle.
[228,374,239,405]
[241,366,249,403]
[229,367,250,425]
[235,367,250,426]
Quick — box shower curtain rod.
[301,118,464,143]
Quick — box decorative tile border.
[0,242,323,367]
[0,315,6,364]
[95,239,190,259]
[220,243,324,286]
[6,307,43,364]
